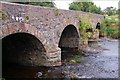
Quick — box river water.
[2,38,119,79]
[61,38,119,78]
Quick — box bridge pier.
[46,49,61,66]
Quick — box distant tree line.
[12,1,119,16]
[103,7,119,16]
[69,2,119,16]
[69,2,102,14]
[13,2,55,8]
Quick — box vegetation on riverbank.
[79,15,93,46]
[100,15,119,39]
[62,54,85,65]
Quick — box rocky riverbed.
[61,38,119,78]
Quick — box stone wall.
[1,2,105,66]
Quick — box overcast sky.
[54,0,119,10]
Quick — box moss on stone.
[0,11,7,20]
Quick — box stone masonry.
[0,2,105,66]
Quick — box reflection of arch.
[58,24,79,48]
[96,22,101,30]
[2,32,46,66]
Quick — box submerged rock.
[36,72,43,78]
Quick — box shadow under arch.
[2,32,47,66]
[96,22,101,30]
[58,24,80,60]
[58,24,79,48]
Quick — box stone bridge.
[0,2,105,66]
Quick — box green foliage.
[69,2,83,11]
[106,28,114,37]
[105,15,119,25]
[79,16,93,45]
[92,29,100,39]
[94,29,99,32]
[81,38,88,45]
[104,7,117,16]
[106,28,119,39]
[13,2,55,7]
[116,9,120,15]
[100,20,107,34]
[86,32,93,38]
[29,2,55,7]
[79,16,93,38]
[69,2,102,14]
[100,15,119,39]
[105,18,117,25]
[79,20,92,30]
[81,32,92,39]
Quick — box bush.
[100,21,107,37]
[104,15,119,27]
[106,28,119,39]
[79,16,93,45]
[100,15,119,39]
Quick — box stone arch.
[1,22,46,45]
[58,24,80,49]
[2,32,47,66]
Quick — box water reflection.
[2,62,63,78]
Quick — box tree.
[69,2,83,11]
[69,2,102,14]
[116,9,120,15]
[13,2,55,8]
[103,7,117,16]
